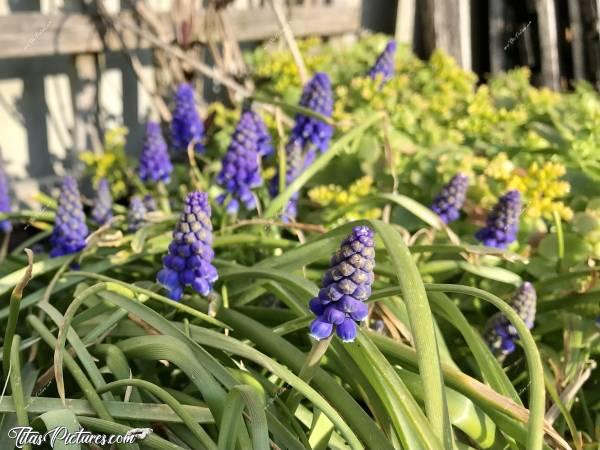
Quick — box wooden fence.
[0,0,362,201]
[1,0,599,202]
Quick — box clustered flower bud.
[431,173,469,224]
[216,112,264,214]
[271,73,334,221]
[91,178,113,225]
[0,162,12,233]
[127,195,147,231]
[484,282,537,357]
[368,40,397,84]
[476,190,521,248]
[139,121,173,184]
[309,226,375,342]
[157,191,218,301]
[171,83,204,153]
[49,177,88,257]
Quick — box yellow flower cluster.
[308,176,381,223]
[506,161,572,221]
[484,152,515,181]
[80,127,129,197]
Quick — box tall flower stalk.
[171,83,204,153]
[0,161,12,233]
[91,178,113,225]
[476,190,522,248]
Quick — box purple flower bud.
[0,162,12,233]
[483,282,537,357]
[431,173,469,224]
[49,177,88,257]
[368,40,397,84]
[127,195,147,231]
[476,190,521,249]
[157,191,217,301]
[139,121,173,184]
[247,110,274,157]
[216,112,264,214]
[91,178,113,225]
[171,84,204,153]
[308,226,375,342]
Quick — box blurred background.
[0,0,598,200]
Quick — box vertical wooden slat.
[421,0,465,67]
[489,0,507,74]
[535,0,560,89]
[459,0,471,70]
[72,54,102,153]
[567,0,585,80]
[395,0,415,46]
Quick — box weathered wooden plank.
[489,0,507,74]
[0,4,361,59]
[395,0,415,45]
[535,0,560,89]
[420,0,465,67]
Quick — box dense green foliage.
[0,34,598,450]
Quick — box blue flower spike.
[431,173,469,224]
[484,282,537,357]
[157,191,218,301]
[271,72,334,221]
[216,111,264,214]
[368,40,397,84]
[91,178,113,225]
[476,190,522,249]
[309,226,375,343]
[128,195,148,232]
[139,121,173,184]
[49,177,88,257]
[171,83,205,153]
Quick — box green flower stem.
[264,114,382,219]
[425,284,545,450]
[9,335,31,450]
[552,209,564,272]
[284,335,333,414]
[0,231,9,264]
[3,249,33,378]
[157,181,172,214]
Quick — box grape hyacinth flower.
[475,190,522,249]
[271,73,334,221]
[431,173,469,224]
[139,121,173,184]
[171,83,204,153]
[368,40,397,84]
[289,72,334,154]
[247,110,274,158]
[216,112,264,214]
[309,226,375,342]
[49,177,88,257]
[157,192,218,301]
[0,162,12,233]
[127,195,147,232]
[91,178,113,225]
[484,282,537,357]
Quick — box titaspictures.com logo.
[8,426,153,448]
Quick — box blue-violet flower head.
[157,191,218,301]
[309,226,375,343]
[49,177,88,257]
[431,173,469,224]
[171,83,204,153]
[475,190,521,249]
[91,178,113,225]
[139,121,173,183]
[368,40,397,83]
[0,162,12,233]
